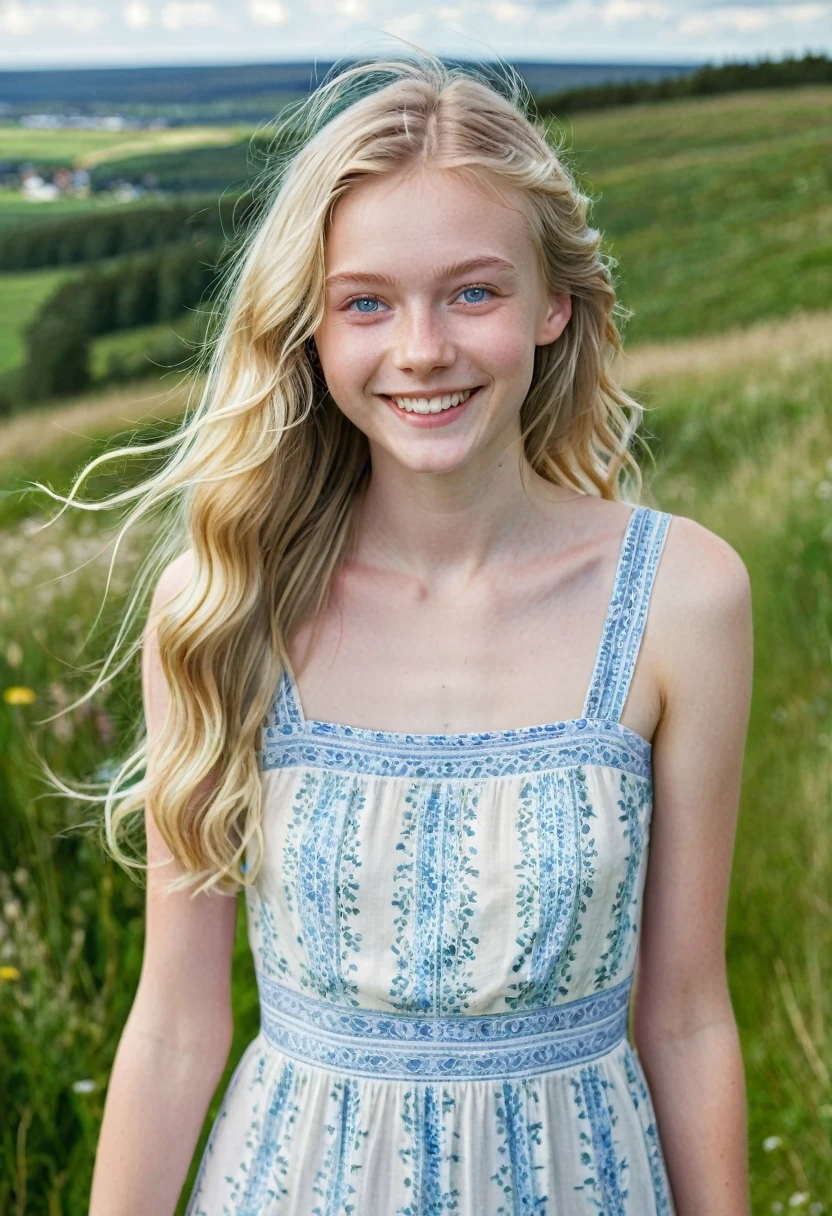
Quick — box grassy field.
[1,87,831,1213]
[0,87,829,389]
[0,121,249,168]
[0,267,74,372]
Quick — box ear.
[535,291,572,347]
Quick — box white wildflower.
[72,1079,96,1094]
[789,1196,810,1209]
[763,1136,782,1151]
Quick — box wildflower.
[789,1196,810,1209]
[72,1079,96,1094]
[763,1136,782,1152]
[3,900,21,921]
[6,641,22,668]
[0,965,20,981]
[3,686,36,706]
[12,868,28,887]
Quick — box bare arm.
[633,515,753,1214]
[89,553,239,1216]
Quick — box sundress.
[185,503,677,1215]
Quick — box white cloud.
[678,5,774,34]
[247,0,289,24]
[123,0,152,28]
[490,1,534,22]
[160,1,220,30]
[0,1,107,33]
[0,1,35,33]
[335,0,371,18]
[600,0,671,21]
[56,3,107,29]
[383,11,426,36]
[789,2,826,19]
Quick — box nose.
[392,303,455,378]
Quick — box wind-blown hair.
[45,45,648,897]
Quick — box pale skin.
[89,164,752,1213]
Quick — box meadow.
[0,86,831,1213]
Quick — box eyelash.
[343,283,495,313]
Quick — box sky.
[0,0,828,68]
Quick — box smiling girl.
[87,50,752,1215]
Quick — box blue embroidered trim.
[583,507,672,723]
[261,716,651,780]
[256,972,632,1082]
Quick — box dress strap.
[582,505,672,724]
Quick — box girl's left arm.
[633,513,754,1215]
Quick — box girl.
[86,49,752,1215]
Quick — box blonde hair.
[45,45,648,897]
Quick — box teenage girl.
[87,51,752,1215]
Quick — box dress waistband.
[256,973,632,1082]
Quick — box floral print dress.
[185,504,677,1216]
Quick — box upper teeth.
[390,388,475,414]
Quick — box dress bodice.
[246,504,671,1028]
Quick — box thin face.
[312,165,571,477]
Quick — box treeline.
[536,51,832,115]
[0,244,222,409]
[88,138,271,195]
[0,195,258,271]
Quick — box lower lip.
[382,387,482,428]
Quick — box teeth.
[391,388,476,414]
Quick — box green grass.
[561,86,832,343]
[0,267,74,372]
[0,122,250,168]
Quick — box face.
[312,165,571,477]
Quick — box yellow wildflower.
[0,965,21,981]
[3,687,36,706]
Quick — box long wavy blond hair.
[43,45,648,898]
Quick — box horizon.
[0,1,828,71]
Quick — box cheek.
[466,315,535,380]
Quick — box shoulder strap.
[263,664,304,738]
[582,506,672,723]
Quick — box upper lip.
[381,386,482,398]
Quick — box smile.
[385,387,481,415]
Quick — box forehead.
[325,166,537,277]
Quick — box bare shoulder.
[144,548,196,634]
[649,512,752,699]
[655,512,751,618]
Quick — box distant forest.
[0,58,702,124]
[0,51,828,126]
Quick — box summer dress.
[185,503,677,1215]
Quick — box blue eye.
[348,296,385,313]
[460,286,491,304]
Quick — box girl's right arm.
[89,553,239,1216]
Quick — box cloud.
[160,1,221,30]
[600,0,671,20]
[0,1,107,33]
[383,11,426,36]
[122,0,152,28]
[677,4,793,33]
[490,1,534,21]
[247,0,289,24]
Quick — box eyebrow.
[325,255,519,289]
